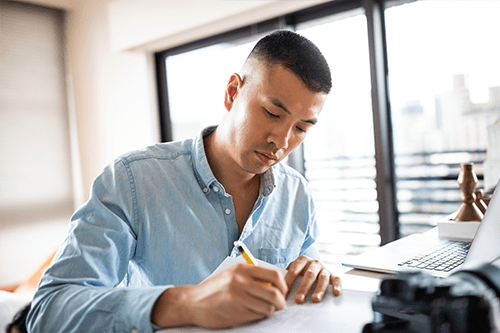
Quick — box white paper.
[159,256,375,333]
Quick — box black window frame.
[155,0,408,245]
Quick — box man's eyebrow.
[270,97,290,114]
[269,97,318,125]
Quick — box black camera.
[363,263,500,333]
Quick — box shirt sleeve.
[27,159,169,333]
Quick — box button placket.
[217,192,238,248]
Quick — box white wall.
[64,1,160,202]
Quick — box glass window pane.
[297,12,379,266]
[166,40,256,141]
[386,1,500,236]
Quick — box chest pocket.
[258,247,301,269]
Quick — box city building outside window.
[385,1,500,237]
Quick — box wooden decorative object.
[454,163,484,222]
[474,189,488,214]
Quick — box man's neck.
[203,130,261,235]
[203,129,259,191]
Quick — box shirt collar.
[192,126,218,192]
[260,168,275,197]
[192,126,276,196]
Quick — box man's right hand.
[151,263,288,329]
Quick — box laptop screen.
[462,180,500,269]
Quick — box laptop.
[342,180,500,278]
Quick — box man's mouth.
[256,151,278,165]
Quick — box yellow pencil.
[234,241,272,286]
[234,240,258,266]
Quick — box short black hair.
[6,303,31,333]
[247,30,332,94]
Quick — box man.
[27,30,342,332]
[6,304,30,333]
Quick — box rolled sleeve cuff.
[117,286,170,333]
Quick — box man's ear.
[224,73,242,111]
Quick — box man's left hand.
[284,255,342,304]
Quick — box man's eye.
[266,109,279,118]
[297,126,306,133]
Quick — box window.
[165,40,256,141]
[297,12,380,265]
[385,1,500,237]
[0,1,74,286]
[0,2,73,220]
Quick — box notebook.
[342,180,500,278]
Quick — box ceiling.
[17,0,331,52]
[18,0,86,9]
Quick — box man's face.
[223,61,327,176]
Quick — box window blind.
[0,1,73,225]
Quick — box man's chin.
[242,163,273,176]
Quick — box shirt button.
[203,187,208,193]
[225,208,231,215]
[213,186,219,192]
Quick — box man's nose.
[267,125,291,150]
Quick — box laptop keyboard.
[398,241,472,272]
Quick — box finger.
[240,291,279,318]
[232,263,287,309]
[331,275,342,296]
[294,260,322,304]
[284,256,310,297]
[311,270,331,302]
[242,264,288,297]
[219,300,274,327]
[244,281,286,312]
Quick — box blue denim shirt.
[27,127,319,333]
